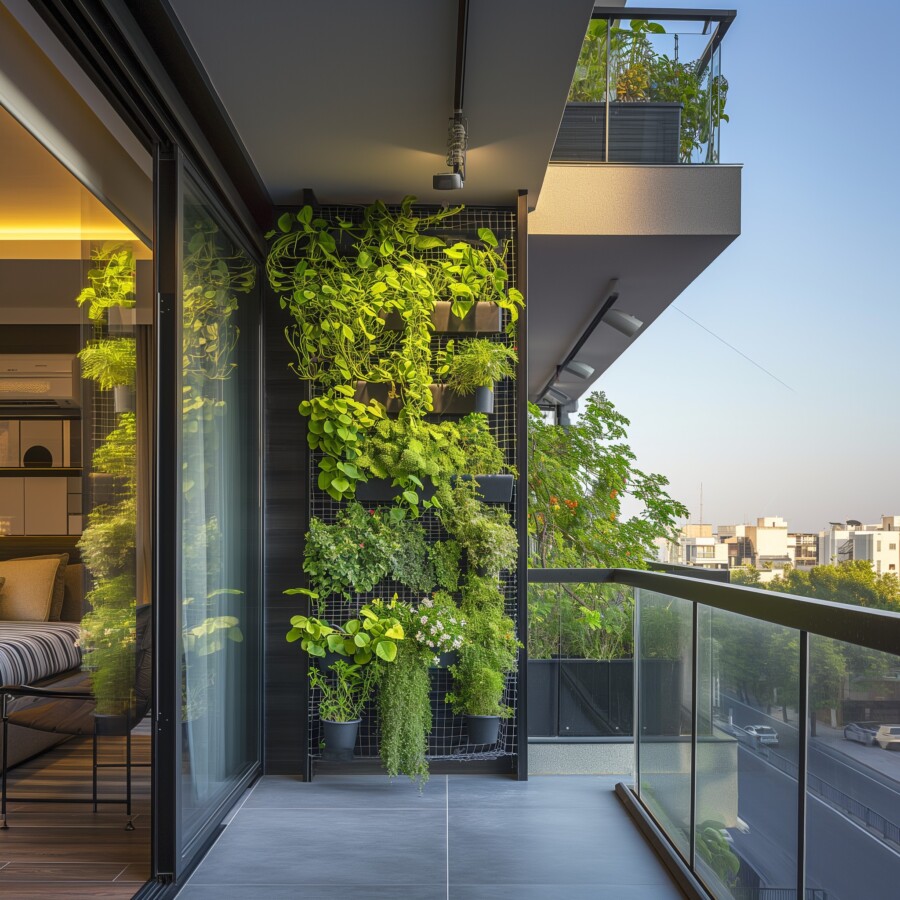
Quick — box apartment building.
[820,517,900,575]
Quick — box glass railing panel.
[636,588,694,859]
[694,607,801,898]
[806,638,900,900]
[527,581,634,738]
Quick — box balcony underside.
[528,164,741,402]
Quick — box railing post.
[604,17,611,163]
[797,630,809,900]
[633,587,641,793]
[688,601,699,871]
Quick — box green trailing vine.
[78,338,136,390]
[266,197,522,501]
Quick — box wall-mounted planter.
[354,382,477,416]
[356,473,513,504]
[314,650,346,672]
[381,300,502,334]
[114,385,134,414]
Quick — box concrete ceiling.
[168,0,596,206]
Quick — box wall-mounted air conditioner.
[0,355,79,409]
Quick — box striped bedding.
[0,622,82,687]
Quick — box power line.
[672,306,795,393]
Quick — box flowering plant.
[408,591,466,664]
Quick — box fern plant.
[78,338,136,389]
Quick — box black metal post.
[126,726,135,830]
[515,189,529,780]
[1,696,8,829]
[92,728,99,812]
[688,601,699,869]
[797,631,809,900]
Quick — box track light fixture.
[562,360,595,380]
[603,309,644,338]
[543,387,571,406]
[434,0,469,191]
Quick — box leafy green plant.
[456,413,510,475]
[695,821,740,886]
[78,338,136,389]
[301,503,395,599]
[310,659,378,723]
[376,599,437,787]
[448,579,519,718]
[445,338,517,393]
[266,197,523,501]
[389,520,435,593]
[76,241,135,321]
[286,602,406,664]
[436,478,518,577]
[430,540,462,592]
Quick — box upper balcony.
[554,7,734,166]
[528,7,741,407]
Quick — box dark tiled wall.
[263,297,308,775]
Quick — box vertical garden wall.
[266,199,524,780]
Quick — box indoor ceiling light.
[603,309,644,338]
[561,361,595,380]
[543,387,570,405]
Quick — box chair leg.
[1,698,9,830]
[92,728,98,814]
[125,728,134,831]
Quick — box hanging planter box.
[381,301,502,334]
[356,473,513,504]
[354,382,477,415]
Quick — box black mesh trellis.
[302,205,519,771]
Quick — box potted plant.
[448,577,519,746]
[309,660,378,759]
[444,338,517,414]
[436,479,518,577]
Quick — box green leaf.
[342,323,354,341]
[297,205,313,224]
[277,212,293,233]
[402,490,418,506]
[477,227,498,248]
[331,476,350,493]
[375,641,397,662]
[385,624,405,639]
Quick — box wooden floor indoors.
[0,726,150,899]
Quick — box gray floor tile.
[450,885,684,899]
[190,807,445,885]
[448,805,676,886]
[180,886,445,900]
[245,773,446,808]
[448,774,624,809]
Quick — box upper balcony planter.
[553,101,682,165]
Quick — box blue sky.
[601,0,900,533]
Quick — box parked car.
[843,722,880,746]
[744,725,779,748]
[875,725,900,751]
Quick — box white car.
[875,725,900,750]
[744,725,779,748]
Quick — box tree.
[528,393,688,659]
[767,560,900,613]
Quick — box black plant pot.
[356,473,513,504]
[434,649,459,668]
[465,714,500,746]
[314,650,346,672]
[474,385,494,414]
[321,718,360,761]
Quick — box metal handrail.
[528,568,900,656]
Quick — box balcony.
[554,8,734,165]
[528,7,741,406]
[530,568,900,899]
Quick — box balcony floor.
[177,773,683,899]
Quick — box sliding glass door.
[155,148,262,878]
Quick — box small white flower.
[422,598,433,608]
[420,616,428,624]
[427,640,435,647]
[416,632,425,641]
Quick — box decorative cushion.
[20,553,69,621]
[0,557,64,621]
[60,563,85,623]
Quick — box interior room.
[0,99,153,896]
